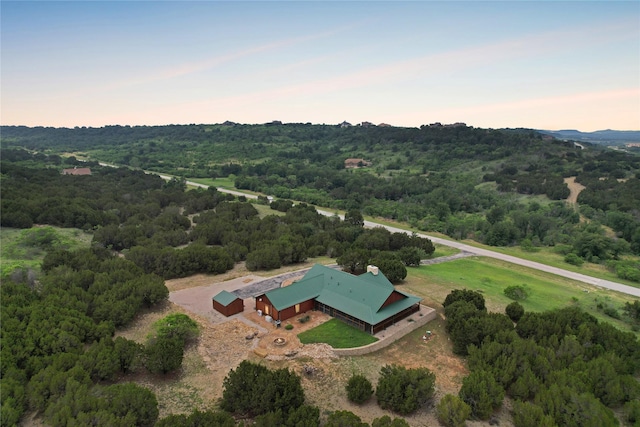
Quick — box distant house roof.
[263,264,421,326]
[212,290,240,307]
[344,158,372,168]
[62,167,91,176]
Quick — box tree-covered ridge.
[2,124,639,268]
[1,150,434,281]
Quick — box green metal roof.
[264,264,421,325]
[264,266,325,310]
[212,290,240,306]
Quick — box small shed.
[212,290,244,317]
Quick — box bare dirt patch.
[564,176,586,205]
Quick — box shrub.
[505,301,525,322]
[503,285,529,301]
[603,306,621,319]
[346,374,374,404]
[153,313,199,343]
[436,394,471,427]
[376,365,435,415]
[624,400,640,426]
[564,252,584,266]
[285,324,294,330]
[298,315,310,323]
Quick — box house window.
[295,304,301,313]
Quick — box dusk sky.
[2,1,639,131]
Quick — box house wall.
[276,299,315,321]
[255,294,272,315]
[212,298,244,317]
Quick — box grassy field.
[188,177,243,191]
[298,318,379,348]
[402,257,639,335]
[457,241,640,289]
[251,203,285,218]
[0,226,93,276]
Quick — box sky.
[1,1,639,131]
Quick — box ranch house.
[254,264,421,334]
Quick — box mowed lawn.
[298,319,378,348]
[403,257,638,335]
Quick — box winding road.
[143,171,640,298]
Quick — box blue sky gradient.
[2,1,639,130]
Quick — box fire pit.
[273,337,286,346]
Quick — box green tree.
[346,374,374,404]
[246,246,282,270]
[221,361,304,417]
[376,364,435,415]
[156,409,236,427]
[337,248,371,274]
[103,382,159,427]
[345,209,365,227]
[372,256,407,283]
[505,301,525,322]
[325,410,368,427]
[285,405,321,427]
[436,394,471,427]
[144,336,184,374]
[458,370,504,420]
[371,415,410,427]
[78,338,120,381]
[624,399,640,426]
[511,401,556,427]
[398,246,422,267]
[443,289,486,311]
[113,336,142,373]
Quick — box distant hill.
[539,129,640,145]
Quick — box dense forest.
[0,152,434,425]
[443,289,640,426]
[1,145,639,426]
[2,123,639,283]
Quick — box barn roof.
[212,290,240,306]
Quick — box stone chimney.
[367,265,379,275]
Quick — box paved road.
[152,174,640,298]
[314,212,640,298]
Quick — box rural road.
[118,169,640,298]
